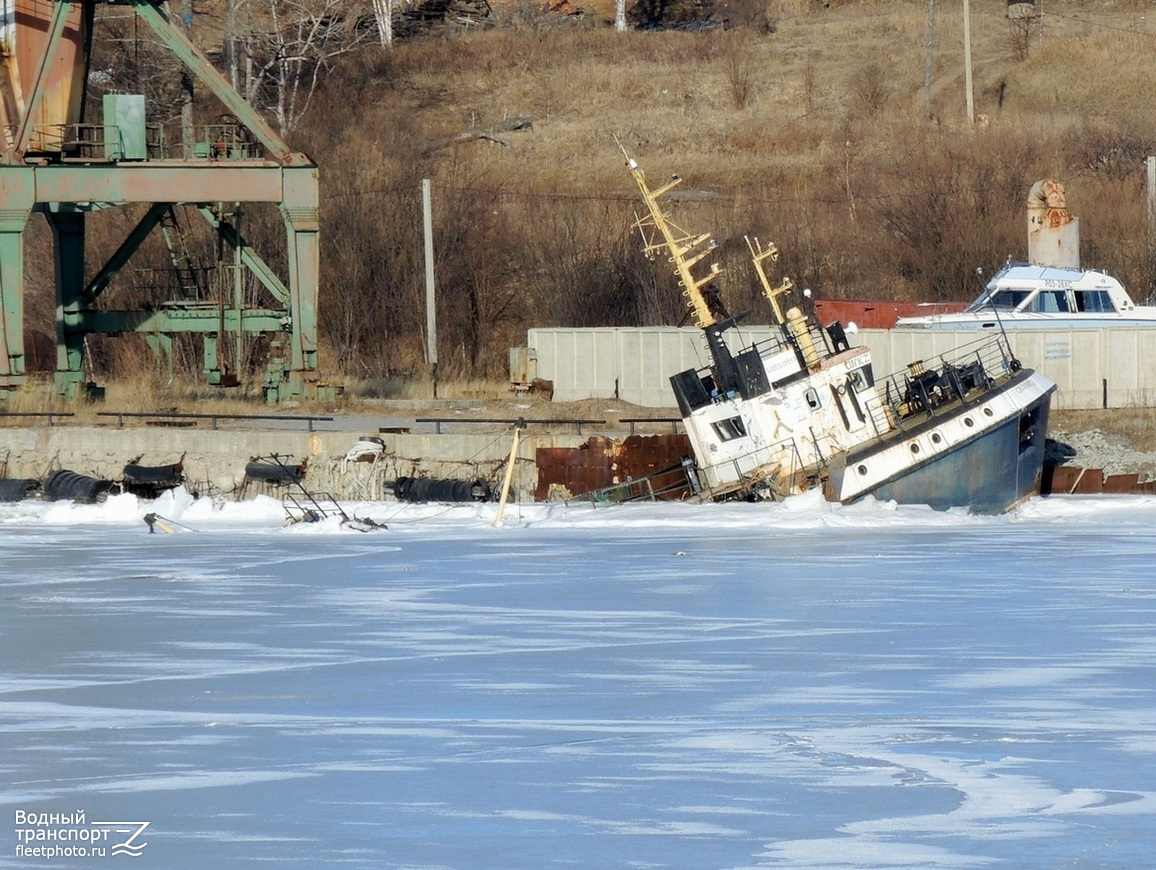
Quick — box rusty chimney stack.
[1027,179,1079,268]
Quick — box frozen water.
[2,489,1155,867]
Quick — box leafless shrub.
[724,47,753,109]
[802,53,817,114]
[870,131,1040,301]
[850,61,891,117]
[1006,8,1040,62]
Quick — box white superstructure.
[895,264,1156,330]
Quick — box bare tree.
[372,0,394,47]
[237,0,375,137]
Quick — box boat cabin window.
[1074,290,1113,313]
[711,416,747,441]
[804,387,821,410]
[848,365,873,393]
[1026,290,1070,313]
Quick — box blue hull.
[832,384,1053,514]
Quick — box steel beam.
[0,169,34,387]
[32,163,290,204]
[71,307,288,334]
[83,202,172,304]
[281,165,321,393]
[47,209,87,396]
[196,206,290,305]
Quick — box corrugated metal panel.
[527,324,1156,410]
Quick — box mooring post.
[493,419,526,527]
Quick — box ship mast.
[621,147,722,329]
[746,236,792,326]
[747,235,821,367]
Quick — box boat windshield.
[966,288,1031,313]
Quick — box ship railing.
[25,123,169,160]
[741,318,836,367]
[677,326,820,409]
[874,333,1018,429]
[693,435,813,500]
[588,458,700,504]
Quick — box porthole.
[910,443,921,454]
[983,407,994,417]
[931,433,942,444]
[964,417,975,427]
[857,464,868,475]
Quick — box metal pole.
[1148,156,1156,303]
[962,0,974,124]
[924,0,936,118]
[422,178,438,397]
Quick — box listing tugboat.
[624,150,1057,513]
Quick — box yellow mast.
[745,236,793,326]
[746,235,820,368]
[621,146,721,329]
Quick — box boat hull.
[895,313,1156,330]
[829,372,1055,514]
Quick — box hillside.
[284,0,1156,382]
[20,0,1156,394]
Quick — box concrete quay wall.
[0,425,585,503]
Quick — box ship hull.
[829,371,1055,514]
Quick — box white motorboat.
[895,263,1156,330]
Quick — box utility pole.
[422,179,438,397]
[1147,156,1155,303]
[924,0,936,118]
[962,0,975,124]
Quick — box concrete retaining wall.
[525,325,1156,410]
[0,425,592,505]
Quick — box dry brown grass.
[16,0,1156,396]
[1053,409,1156,452]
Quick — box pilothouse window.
[848,365,873,393]
[711,416,748,442]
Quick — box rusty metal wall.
[533,434,691,501]
[814,299,966,330]
[8,0,89,148]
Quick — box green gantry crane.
[0,0,323,402]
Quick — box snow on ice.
[1,488,1154,867]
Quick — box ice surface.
[2,489,1155,867]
